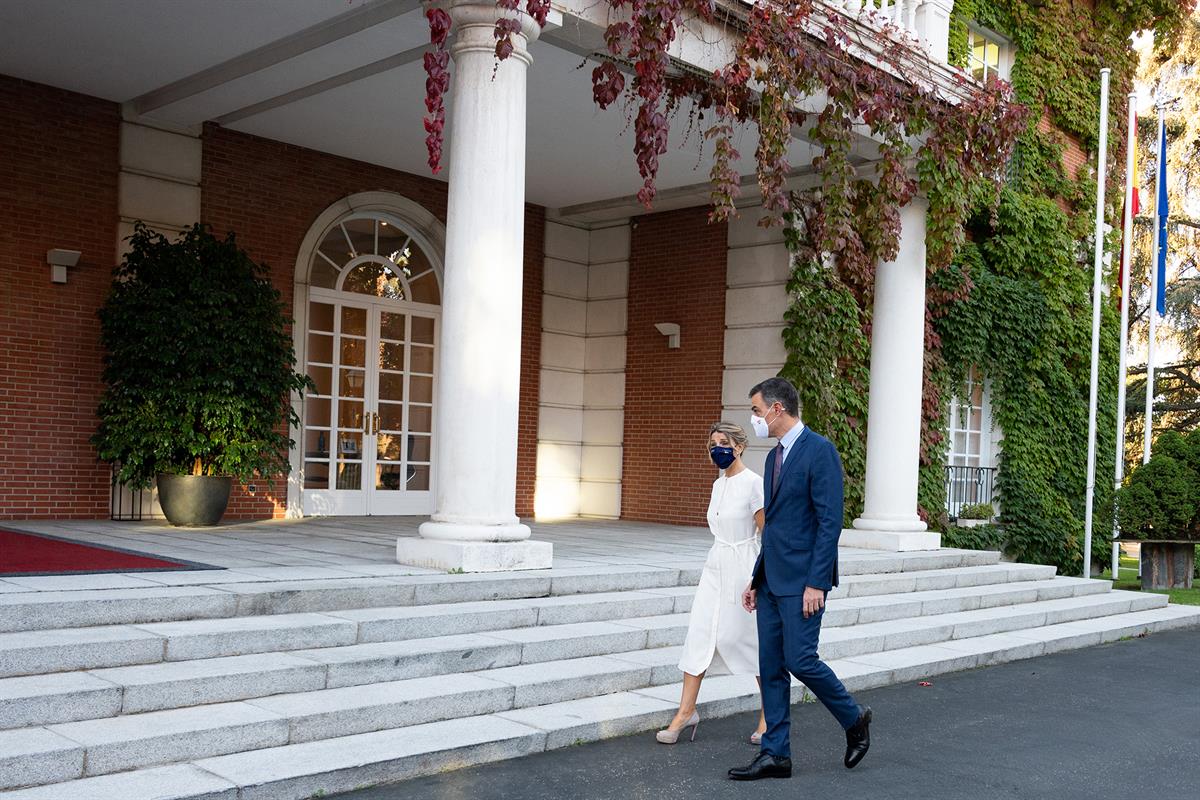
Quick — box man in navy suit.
[729,377,871,781]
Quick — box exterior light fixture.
[654,322,680,349]
[47,249,81,284]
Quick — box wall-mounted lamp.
[47,249,81,284]
[654,322,680,349]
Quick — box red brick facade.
[516,206,544,518]
[0,77,119,520]
[621,207,728,526]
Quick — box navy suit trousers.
[757,583,860,758]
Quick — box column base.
[396,537,553,572]
[840,528,942,552]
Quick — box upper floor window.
[968,27,1011,83]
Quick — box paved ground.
[6,517,714,570]
[333,628,1200,800]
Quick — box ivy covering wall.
[780,0,1191,573]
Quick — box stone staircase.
[2,549,1198,799]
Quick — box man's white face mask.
[750,407,777,438]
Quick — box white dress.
[677,467,764,676]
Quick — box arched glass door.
[300,213,440,516]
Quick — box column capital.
[429,0,543,66]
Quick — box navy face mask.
[710,446,737,469]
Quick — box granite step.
[0,587,1170,788]
[0,576,1107,723]
[6,602,1196,800]
[0,550,1003,634]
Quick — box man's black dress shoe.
[844,706,872,769]
[728,752,792,781]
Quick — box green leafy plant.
[958,502,995,520]
[1115,430,1200,541]
[93,222,313,489]
[942,522,1007,553]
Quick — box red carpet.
[0,529,219,576]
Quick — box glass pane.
[953,431,967,455]
[379,372,405,402]
[335,462,362,491]
[308,333,333,364]
[411,316,435,345]
[968,432,981,455]
[311,258,339,290]
[376,464,403,491]
[379,341,405,372]
[410,272,441,305]
[411,346,434,374]
[378,224,409,267]
[336,431,363,458]
[379,402,403,431]
[341,306,367,336]
[318,229,351,270]
[307,365,332,396]
[985,41,999,69]
[340,338,365,367]
[304,461,329,490]
[337,401,364,429]
[380,312,406,342]
[972,63,986,81]
[342,219,376,257]
[410,375,433,404]
[309,302,334,332]
[304,429,331,459]
[408,434,431,462]
[305,398,331,428]
[377,433,403,461]
[407,465,430,491]
[343,262,405,300]
[409,405,432,433]
[339,368,366,398]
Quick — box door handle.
[372,412,380,436]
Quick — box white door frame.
[287,192,447,518]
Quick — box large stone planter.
[1137,540,1196,590]
[156,474,233,527]
[955,518,992,528]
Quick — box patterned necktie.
[772,442,785,495]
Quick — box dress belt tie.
[712,536,759,605]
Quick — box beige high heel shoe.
[750,730,763,745]
[656,711,700,744]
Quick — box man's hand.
[802,586,825,618]
[742,584,757,613]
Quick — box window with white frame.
[968,27,1011,83]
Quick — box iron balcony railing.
[944,465,998,519]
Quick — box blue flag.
[1155,123,1169,316]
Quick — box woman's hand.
[742,584,757,612]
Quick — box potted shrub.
[955,502,994,528]
[1114,429,1200,589]
[93,223,312,526]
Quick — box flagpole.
[1143,102,1165,466]
[1112,91,1137,578]
[1083,68,1110,579]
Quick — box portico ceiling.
[0,0,822,220]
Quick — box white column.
[397,0,551,571]
[843,198,942,551]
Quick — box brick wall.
[201,125,542,518]
[621,207,727,526]
[516,206,544,518]
[0,77,119,520]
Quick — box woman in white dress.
[656,421,766,744]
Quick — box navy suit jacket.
[751,427,844,595]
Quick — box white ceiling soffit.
[0,0,822,214]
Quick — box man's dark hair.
[749,377,800,417]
